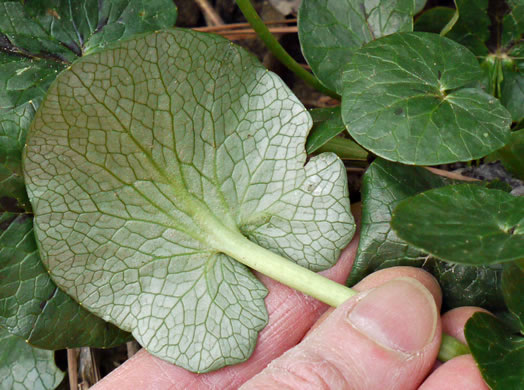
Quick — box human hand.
[92,234,489,389]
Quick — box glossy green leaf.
[502,263,524,331]
[342,32,512,165]
[306,107,367,159]
[24,29,354,372]
[0,0,178,193]
[298,0,415,93]
[0,326,64,390]
[306,107,346,153]
[348,158,505,310]
[488,129,524,180]
[465,312,524,390]
[392,183,524,265]
[0,0,178,63]
[0,54,62,114]
[348,159,448,285]
[0,211,131,349]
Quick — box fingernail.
[347,278,438,353]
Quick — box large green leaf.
[342,32,512,165]
[391,183,524,265]
[23,29,354,372]
[348,158,505,310]
[0,326,64,390]
[465,312,524,390]
[298,0,415,93]
[0,211,131,349]
[502,263,524,331]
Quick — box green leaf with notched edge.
[465,312,524,390]
[348,158,448,285]
[298,0,415,93]
[502,263,524,332]
[488,129,524,180]
[342,32,512,165]
[24,29,354,372]
[347,158,505,310]
[0,326,64,390]
[0,211,131,349]
[392,183,524,265]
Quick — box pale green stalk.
[210,220,468,362]
[235,0,340,99]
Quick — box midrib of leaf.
[68,62,242,253]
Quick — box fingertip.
[420,354,489,390]
[442,307,490,344]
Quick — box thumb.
[241,278,441,390]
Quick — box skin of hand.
[92,233,490,390]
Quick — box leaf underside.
[0,0,177,350]
[342,32,512,165]
[24,29,354,372]
[0,326,64,390]
[0,211,131,349]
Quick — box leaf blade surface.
[24,29,354,372]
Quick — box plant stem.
[235,0,340,99]
[440,0,459,37]
[218,226,356,306]
[438,334,471,361]
[215,224,469,362]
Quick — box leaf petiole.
[235,0,339,99]
[214,221,468,362]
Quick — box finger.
[242,277,441,390]
[419,354,489,390]
[308,266,442,334]
[419,307,489,390]
[92,229,361,390]
[441,306,490,343]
